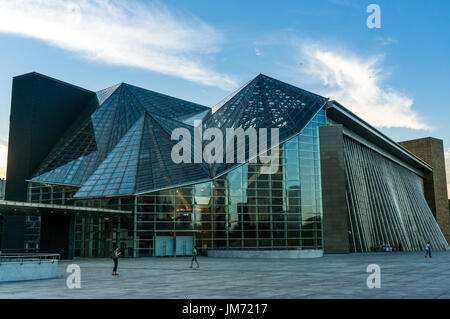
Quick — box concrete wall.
[0,260,58,282]
[207,250,323,259]
[399,138,450,243]
[319,125,350,254]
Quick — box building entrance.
[154,236,173,256]
[176,236,194,256]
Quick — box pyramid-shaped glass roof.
[31,74,327,198]
[74,112,210,198]
[31,83,209,187]
[202,74,328,176]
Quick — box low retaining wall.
[207,249,323,259]
[0,260,59,282]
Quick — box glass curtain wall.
[135,110,326,256]
[26,111,325,257]
[72,197,135,257]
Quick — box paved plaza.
[0,251,449,299]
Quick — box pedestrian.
[424,241,432,258]
[189,245,199,269]
[112,247,121,275]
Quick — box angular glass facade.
[134,111,326,255]
[17,73,448,257]
[27,110,326,257]
[30,83,211,189]
[30,74,327,199]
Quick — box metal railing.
[0,253,60,265]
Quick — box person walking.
[112,247,121,275]
[424,241,432,258]
[189,245,199,269]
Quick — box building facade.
[399,138,450,243]
[1,72,448,258]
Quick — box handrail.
[0,253,60,265]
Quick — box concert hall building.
[1,72,448,258]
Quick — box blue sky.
[0,0,449,195]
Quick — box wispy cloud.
[0,0,236,90]
[445,148,450,199]
[254,48,263,56]
[377,36,398,46]
[328,0,361,8]
[300,43,429,130]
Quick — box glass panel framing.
[133,110,326,255]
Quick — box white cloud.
[300,43,430,130]
[0,142,7,179]
[0,0,236,90]
[328,0,360,8]
[445,148,450,199]
[254,48,263,56]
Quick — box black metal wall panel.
[5,73,94,201]
[0,215,26,250]
[39,214,74,259]
[2,73,94,251]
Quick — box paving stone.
[0,251,449,298]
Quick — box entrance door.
[155,236,173,256]
[176,236,194,256]
[40,215,72,259]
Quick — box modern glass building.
[1,72,449,258]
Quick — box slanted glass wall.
[27,110,326,257]
[135,110,326,256]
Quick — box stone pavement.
[0,251,449,299]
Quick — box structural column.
[399,138,450,243]
[319,125,350,253]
